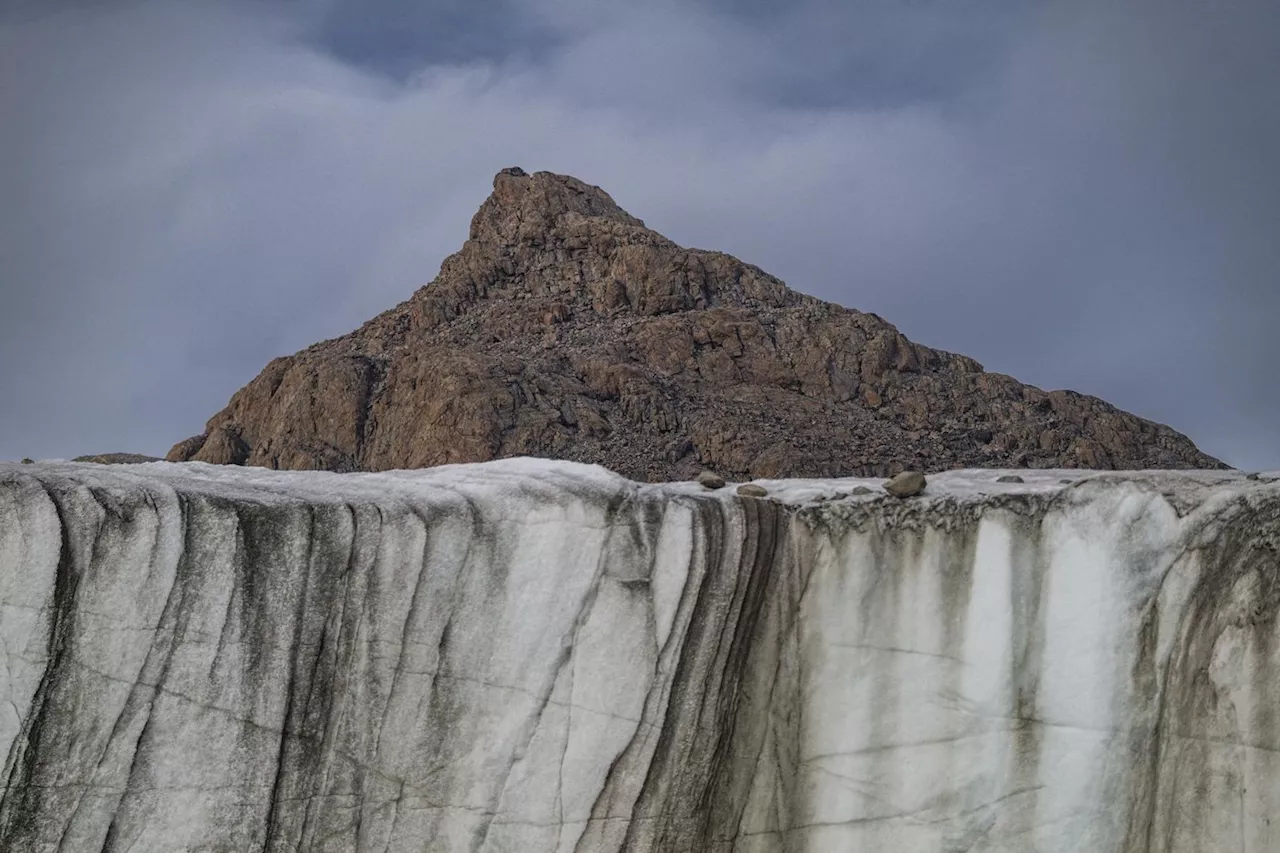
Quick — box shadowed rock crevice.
[166,169,1222,480]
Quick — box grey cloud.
[0,0,1276,468]
[274,0,561,77]
[699,0,1031,108]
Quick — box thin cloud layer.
[1,0,1276,467]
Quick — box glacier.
[1,458,1278,852]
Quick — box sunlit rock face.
[1,460,1278,852]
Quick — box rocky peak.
[377,168,800,342]
[473,167,646,246]
[166,168,1224,479]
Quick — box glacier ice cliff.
[1,459,1278,852]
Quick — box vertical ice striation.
[0,460,1277,852]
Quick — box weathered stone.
[736,483,768,497]
[697,470,726,489]
[165,434,207,463]
[72,453,161,464]
[884,470,927,497]
[997,474,1025,483]
[191,424,250,466]
[165,169,1224,480]
[850,485,875,495]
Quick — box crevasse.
[1,459,1277,852]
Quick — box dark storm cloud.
[0,0,1276,468]
[698,0,1031,108]
[278,0,562,77]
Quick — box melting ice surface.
[1,458,1278,852]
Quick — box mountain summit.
[167,168,1222,479]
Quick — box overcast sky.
[2,0,1277,469]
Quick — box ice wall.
[1,459,1277,852]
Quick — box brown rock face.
[72,454,162,465]
[167,167,1224,480]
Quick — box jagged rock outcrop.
[166,168,1222,480]
[2,459,1278,852]
[71,454,162,465]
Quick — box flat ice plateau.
[2,459,1279,852]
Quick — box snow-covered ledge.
[1,459,1278,852]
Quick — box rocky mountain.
[166,167,1223,480]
